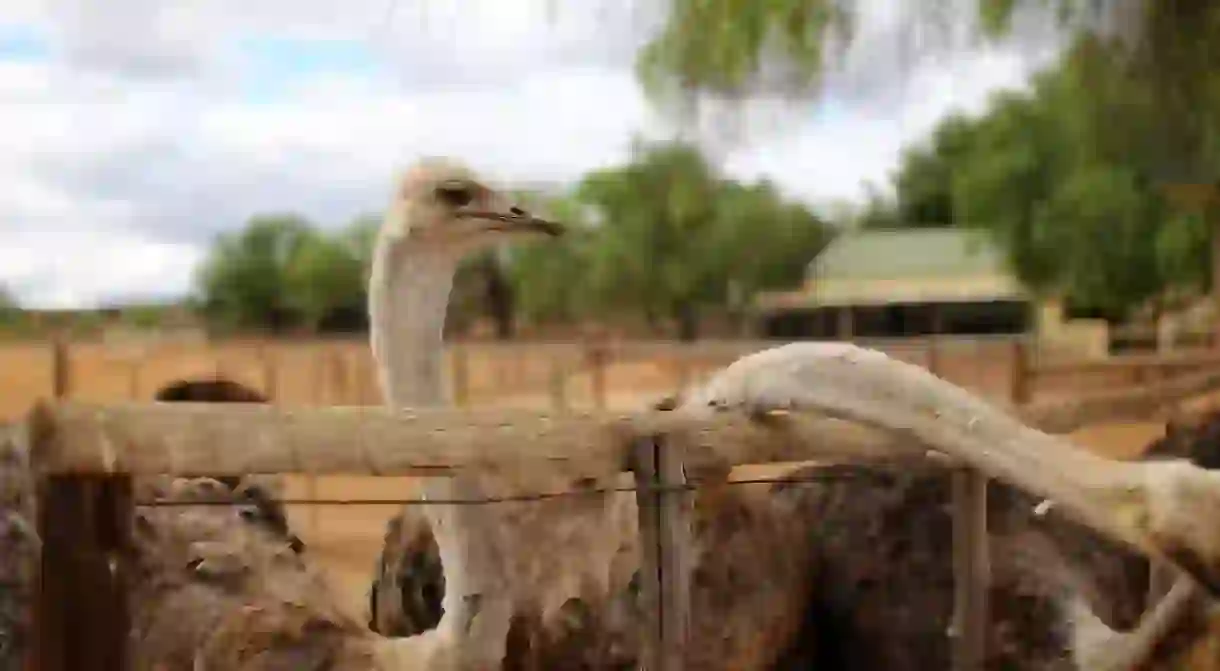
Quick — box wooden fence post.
[50,339,70,399]
[926,336,941,376]
[950,467,990,671]
[329,350,349,404]
[127,362,140,400]
[548,358,568,411]
[674,356,692,397]
[1010,339,1031,405]
[588,343,608,410]
[631,436,692,671]
[259,345,278,401]
[451,346,470,408]
[32,469,134,671]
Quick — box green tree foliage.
[844,44,1206,315]
[637,0,849,105]
[530,140,830,339]
[283,228,367,331]
[196,214,317,332]
[195,144,829,339]
[635,0,1220,317]
[0,284,25,334]
[504,192,596,325]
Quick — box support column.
[836,307,854,339]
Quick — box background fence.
[9,334,1220,421]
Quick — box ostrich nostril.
[510,206,525,216]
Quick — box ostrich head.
[379,156,563,258]
[369,156,564,408]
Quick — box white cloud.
[0,230,204,308]
[0,0,1061,308]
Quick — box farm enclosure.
[2,336,1212,618]
[11,339,1220,668]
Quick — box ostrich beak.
[498,214,565,237]
[456,187,565,237]
[457,209,565,237]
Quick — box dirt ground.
[1,337,1210,625]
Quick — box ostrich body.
[367,158,638,667]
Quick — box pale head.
[381,156,563,256]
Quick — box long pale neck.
[368,233,457,409]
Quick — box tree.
[840,44,1203,317]
[523,140,830,340]
[505,193,599,326]
[195,214,317,332]
[0,284,16,310]
[577,141,726,339]
[283,229,367,332]
[635,0,1220,322]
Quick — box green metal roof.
[810,228,1009,280]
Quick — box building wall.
[810,273,1025,306]
[1036,299,1110,360]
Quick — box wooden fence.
[15,338,1220,670]
[10,334,1220,420]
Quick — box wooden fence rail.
[12,336,1220,424]
[17,335,1220,419]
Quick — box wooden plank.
[450,347,470,408]
[1009,339,1030,405]
[588,343,608,410]
[950,468,990,671]
[1034,349,1220,377]
[548,359,568,411]
[26,401,919,477]
[656,437,692,669]
[631,437,692,670]
[1019,364,1220,433]
[50,339,70,399]
[631,438,662,670]
[33,474,132,671]
[2,425,37,671]
[926,336,941,376]
[31,349,1210,479]
[258,344,278,401]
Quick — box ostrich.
[365,157,650,668]
[149,378,303,554]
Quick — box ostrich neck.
[368,236,456,409]
[369,232,506,658]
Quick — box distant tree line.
[194,141,832,341]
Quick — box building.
[753,228,1108,356]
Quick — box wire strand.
[134,468,883,507]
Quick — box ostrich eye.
[435,184,474,208]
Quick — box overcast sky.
[0,0,1061,309]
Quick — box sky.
[0,0,1063,309]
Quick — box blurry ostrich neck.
[369,235,456,409]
